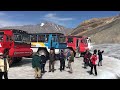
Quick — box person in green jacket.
[68,50,74,73]
[32,52,42,79]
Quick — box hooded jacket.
[32,53,42,68]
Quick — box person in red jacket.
[83,50,92,68]
[90,49,97,76]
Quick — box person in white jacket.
[0,53,9,79]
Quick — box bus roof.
[0,29,28,34]
[29,33,64,35]
[66,36,83,38]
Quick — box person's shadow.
[87,71,91,75]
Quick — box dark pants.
[0,72,8,79]
[60,60,65,71]
[49,61,55,72]
[90,64,97,75]
[41,63,46,73]
[84,59,89,68]
[98,60,102,66]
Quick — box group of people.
[0,47,104,79]
[32,48,74,79]
[83,49,104,76]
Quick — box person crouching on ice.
[0,53,9,79]
[90,49,97,76]
[32,52,42,79]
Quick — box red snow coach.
[0,29,33,66]
[66,36,89,57]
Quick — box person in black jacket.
[98,50,104,66]
[41,54,47,73]
[59,50,65,72]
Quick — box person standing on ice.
[83,50,92,68]
[32,51,42,79]
[41,53,47,73]
[68,50,74,73]
[98,50,104,66]
[59,50,65,72]
[90,49,97,76]
[65,49,71,68]
[49,48,56,72]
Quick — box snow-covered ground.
[92,44,120,60]
[8,44,120,79]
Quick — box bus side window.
[45,35,49,42]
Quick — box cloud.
[42,13,75,27]
[0,12,6,16]
[44,13,75,21]
[0,20,33,28]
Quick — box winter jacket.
[91,54,97,65]
[59,52,65,61]
[84,52,92,62]
[41,55,47,64]
[0,58,9,72]
[49,53,56,62]
[98,52,103,61]
[32,54,41,68]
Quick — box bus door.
[3,34,12,49]
[51,34,57,48]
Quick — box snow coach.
[29,33,67,59]
[0,29,33,66]
[65,36,92,57]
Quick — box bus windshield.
[0,32,4,42]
